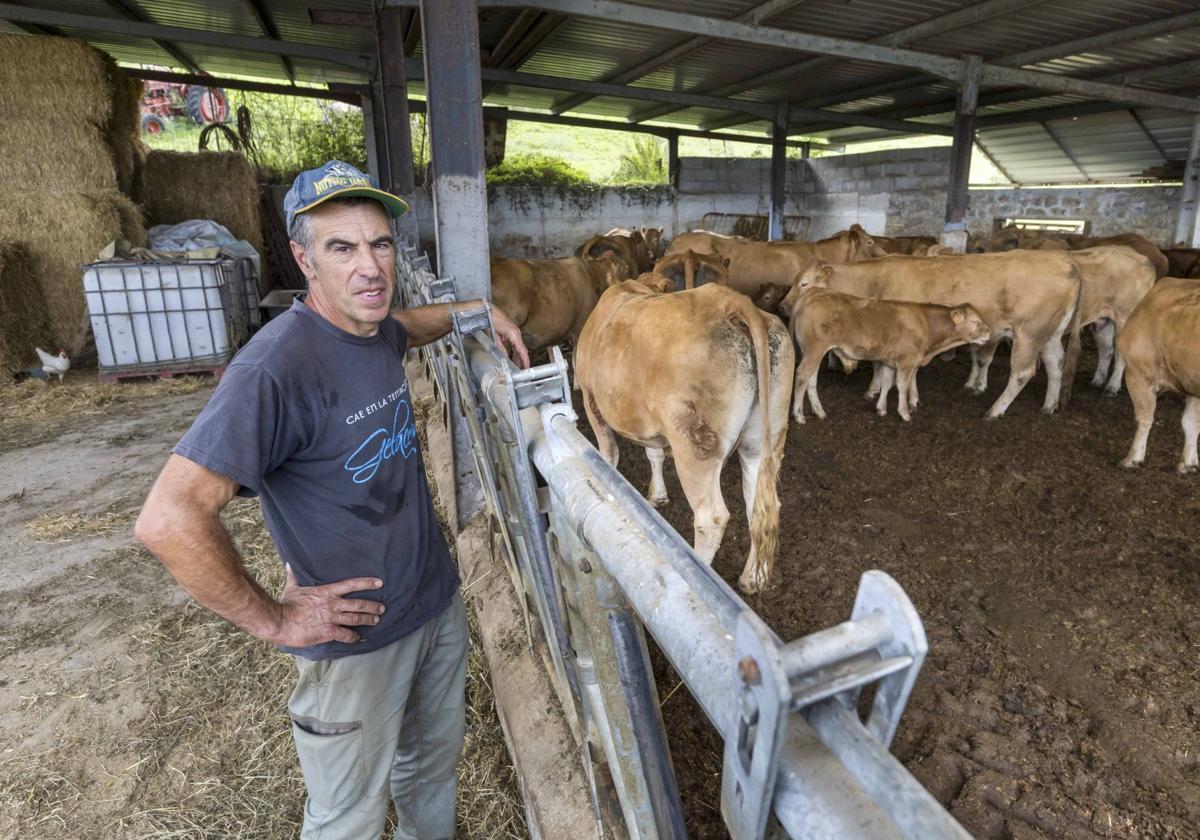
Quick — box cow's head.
[848,224,888,260]
[583,234,639,277]
[640,226,666,259]
[794,261,832,290]
[950,304,991,345]
[752,283,790,314]
[585,251,634,293]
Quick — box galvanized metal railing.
[396,245,970,840]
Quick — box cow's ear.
[819,264,833,282]
[951,307,966,325]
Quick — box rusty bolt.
[738,656,761,685]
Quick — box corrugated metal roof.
[4,0,1199,184]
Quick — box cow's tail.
[1058,267,1085,410]
[740,300,782,592]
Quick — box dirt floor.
[0,374,525,840]
[600,343,1200,839]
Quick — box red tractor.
[140,75,230,135]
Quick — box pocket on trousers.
[290,715,365,810]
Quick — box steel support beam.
[768,105,788,241]
[403,59,949,135]
[1175,115,1200,248]
[378,6,417,227]
[1039,121,1090,182]
[942,57,981,252]
[242,0,296,82]
[309,8,375,27]
[420,0,490,531]
[1129,109,1171,163]
[667,130,680,188]
[653,0,1045,129]
[551,0,809,116]
[791,9,1200,119]
[124,68,365,103]
[361,90,384,182]
[490,10,567,69]
[0,3,375,70]
[100,0,201,73]
[973,138,1016,185]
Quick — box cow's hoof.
[1103,388,1120,398]
[984,412,1003,421]
[737,575,766,595]
[1177,462,1198,475]
[1040,406,1057,416]
[899,413,911,422]
[813,410,827,421]
[1120,458,1140,469]
[1088,378,1106,390]
[647,495,669,508]
[864,391,878,401]
[876,409,887,418]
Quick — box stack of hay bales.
[138,149,265,262]
[0,243,53,378]
[0,33,146,353]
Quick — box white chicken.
[35,347,70,381]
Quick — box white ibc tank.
[83,259,245,370]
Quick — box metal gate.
[397,244,970,840]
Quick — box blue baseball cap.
[284,160,410,233]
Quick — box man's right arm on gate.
[135,454,385,648]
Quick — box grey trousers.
[288,592,469,840]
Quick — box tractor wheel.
[141,113,167,135]
[186,86,230,125]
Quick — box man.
[135,160,529,839]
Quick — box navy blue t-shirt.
[175,299,457,660]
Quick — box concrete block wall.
[406,147,1183,258]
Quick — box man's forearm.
[139,508,281,640]
[392,300,484,349]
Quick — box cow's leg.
[986,337,1039,419]
[908,370,920,411]
[674,454,730,565]
[1090,320,1115,390]
[1121,370,1157,467]
[1178,396,1200,474]
[645,447,670,506]
[896,367,915,422]
[966,339,1001,394]
[583,394,619,468]
[874,365,895,417]
[1038,335,1066,415]
[792,352,824,424]
[865,362,883,400]
[1103,319,1127,396]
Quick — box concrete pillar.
[940,55,981,254]
[1174,113,1200,248]
[420,0,490,532]
[768,104,788,241]
[420,0,491,301]
[378,7,417,238]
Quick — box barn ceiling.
[2,0,1198,185]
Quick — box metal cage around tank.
[396,243,971,840]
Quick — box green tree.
[610,135,666,184]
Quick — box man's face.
[290,200,396,337]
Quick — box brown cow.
[663,226,885,295]
[818,250,1084,418]
[1067,246,1156,393]
[779,283,992,422]
[1118,279,1200,472]
[1163,247,1200,279]
[575,280,794,593]
[1072,233,1169,279]
[652,249,730,290]
[872,233,939,256]
[579,231,653,274]
[490,252,631,349]
[607,226,666,263]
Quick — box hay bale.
[0,242,53,378]
[105,67,143,196]
[0,191,146,348]
[0,119,118,191]
[0,34,114,126]
[139,150,264,257]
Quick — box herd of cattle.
[488,224,1200,593]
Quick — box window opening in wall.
[996,217,1089,234]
